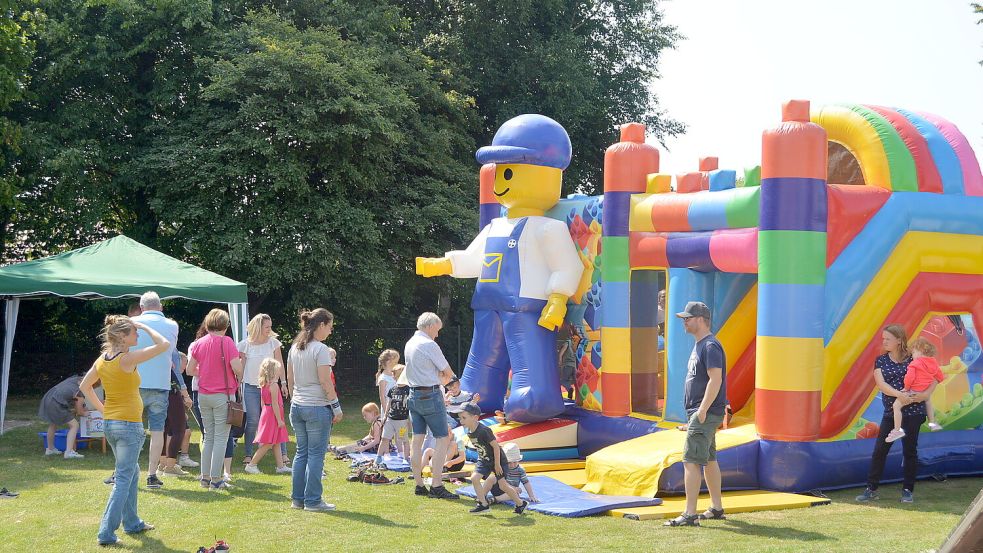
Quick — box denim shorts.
[140,388,169,432]
[407,388,449,438]
[682,411,724,465]
[473,459,494,479]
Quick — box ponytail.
[293,308,334,351]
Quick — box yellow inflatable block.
[757,336,824,392]
[582,424,758,497]
[609,490,830,520]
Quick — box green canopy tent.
[0,235,249,434]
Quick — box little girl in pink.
[245,359,291,474]
[886,337,945,443]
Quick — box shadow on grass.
[830,481,980,516]
[325,509,417,528]
[498,514,536,527]
[160,479,291,504]
[701,519,833,541]
[130,534,185,553]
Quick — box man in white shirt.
[416,114,583,423]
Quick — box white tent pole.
[228,302,248,343]
[1,298,21,436]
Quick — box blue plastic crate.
[38,429,89,452]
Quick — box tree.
[395,0,685,195]
[0,0,41,261]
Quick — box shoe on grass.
[275,465,292,474]
[63,450,84,459]
[469,502,490,514]
[104,474,116,485]
[514,500,529,514]
[855,488,879,502]
[161,465,188,477]
[291,500,304,509]
[901,489,914,503]
[304,501,336,512]
[0,487,19,498]
[177,454,199,468]
[428,485,458,500]
[146,475,164,489]
[44,448,61,456]
[209,480,234,490]
[244,464,261,475]
[414,485,429,496]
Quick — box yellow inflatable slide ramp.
[582,424,758,497]
[610,490,831,520]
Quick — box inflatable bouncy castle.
[423,100,983,497]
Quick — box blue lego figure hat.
[476,114,572,170]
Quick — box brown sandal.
[699,507,726,520]
[664,513,700,526]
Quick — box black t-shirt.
[467,423,497,463]
[875,353,925,417]
[387,385,409,421]
[684,334,727,417]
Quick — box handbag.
[221,341,246,429]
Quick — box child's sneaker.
[104,473,116,485]
[414,485,429,496]
[63,450,84,459]
[146,475,164,489]
[209,480,234,491]
[223,472,233,482]
[901,489,914,503]
[927,422,943,432]
[275,465,292,474]
[44,448,60,456]
[177,454,199,468]
[243,464,261,475]
[885,428,905,443]
[514,500,529,514]
[469,502,490,514]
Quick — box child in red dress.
[245,359,291,474]
[886,338,945,443]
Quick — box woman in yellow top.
[80,314,170,547]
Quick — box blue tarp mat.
[346,453,411,472]
[454,475,662,517]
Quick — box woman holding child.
[856,324,939,504]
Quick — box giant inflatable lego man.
[416,114,584,423]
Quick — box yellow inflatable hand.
[538,293,568,330]
[415,257,453,278]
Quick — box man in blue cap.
[416,114,583,423]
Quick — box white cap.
[502,442,522,463]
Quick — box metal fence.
[330,326,469,393]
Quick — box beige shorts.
[382,418,409,440]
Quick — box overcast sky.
[651,0,983,176]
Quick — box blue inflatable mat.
[454,475,662,517]
[346,453,411,472]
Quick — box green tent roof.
[0,236,247,303]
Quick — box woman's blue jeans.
[290,404,332,507]
[97,420,146,544]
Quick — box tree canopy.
[1,0,682,389]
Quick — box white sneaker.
[44,448,60,456]
[223,472,233,482]
[63,450,84,459]
[927,422,943,432]
[244,464,261,475]
[275,465,293,474]
[885,428,906,443]
[177,455,199,468]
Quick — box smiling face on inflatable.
[493,163,562,212]
[477,114,572,216]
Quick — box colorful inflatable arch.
[472,100,983,494]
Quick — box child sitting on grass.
[886,337,945,442]
[458,402,528,515]
[335,403,383,454]
[422,423,467,475]
[245,359,291,474]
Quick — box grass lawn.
[0,393,978,552]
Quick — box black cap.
[461,402,481,416]
[676,301,711,320]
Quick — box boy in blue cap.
[416,114,583,423]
